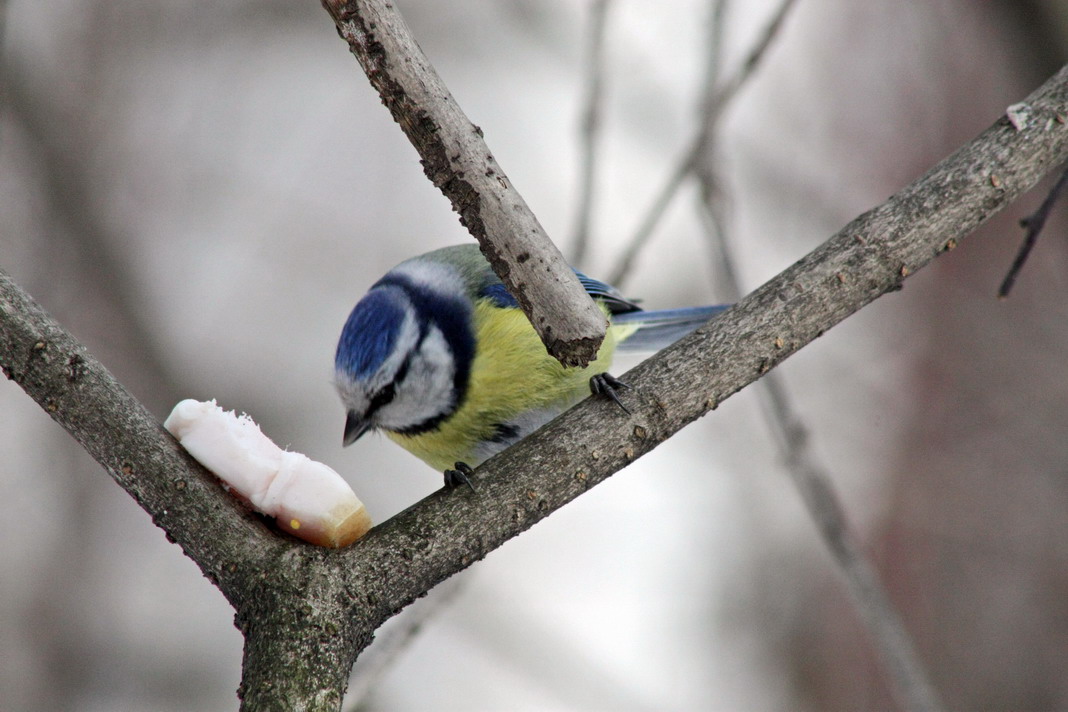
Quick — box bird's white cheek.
[378,327,457,430]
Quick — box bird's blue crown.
[335,288,407,380]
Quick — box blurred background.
[2,1,1067,709]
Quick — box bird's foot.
[444,462,477,492]
[589,372,631,414]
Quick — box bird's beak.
[343,410,372,447]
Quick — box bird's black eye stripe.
[367,382,396,415]
[368,356,410,416]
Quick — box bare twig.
[705,0,730,96]
[344,579,464,710]
[606,162,692,287]
[703,0,798,126]
[320,0,606,367]
[998,162,1068,297]
[570,0,613,268]
[756,372,942,712]
[608,0,799,287]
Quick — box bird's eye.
[368,382,396,415]
[367,355,409,416]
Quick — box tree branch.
[569,0,613,268]
[759,369,943,712]
[2,55,1066,712]
[998,160,1068,297]
[319,0,607,367]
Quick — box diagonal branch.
[2,59,1066,712]
[758,364,943,712]
[998,161,1068,297]
[319,0,606,367]
[701,0,799,126]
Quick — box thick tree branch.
[319,0,606,367]
[2,61,1066,711]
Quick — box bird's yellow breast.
[387,300,629,471]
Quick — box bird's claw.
[444,462,477,492]
[589,372,631,414]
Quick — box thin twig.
[704,0,798,126]
[608,0,799,287]
[697,185,740,297]
[998,162,1068,297]
[756,372,943,712]
[606,162,692,286]
[570,0,613,268]
[705,0,730,102]
[694,0,734,298]
[699,188,947,712]
[344,579,465,711]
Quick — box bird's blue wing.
[574,272,642,315]
[478,270,640,313]
[478,282,520,309]
[612,305,729,352]
[476,267,727,352]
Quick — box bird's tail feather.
[613,305,729,352]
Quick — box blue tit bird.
[333,244,727,484]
